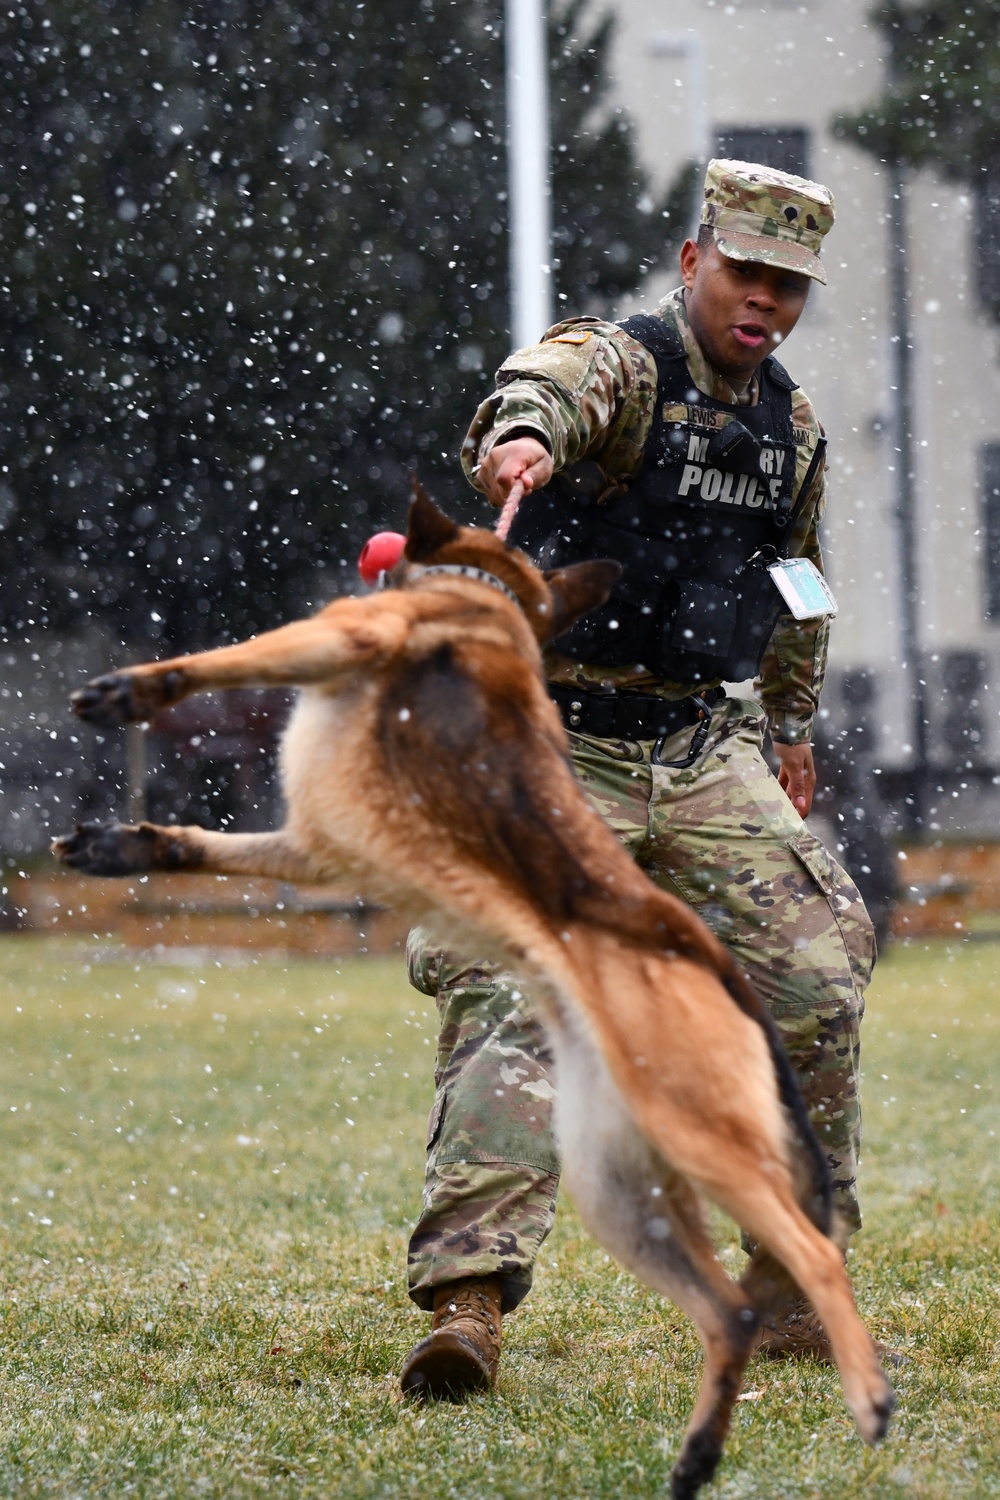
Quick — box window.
[980,442,1000,619]
[975,177,1000,319]
[712,127,810,180]
[839,668,877,756]
[939,651,986,762]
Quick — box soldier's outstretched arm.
[461,318,657,497]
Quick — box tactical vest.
[506,314,826,684]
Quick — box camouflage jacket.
[460,288,830,745]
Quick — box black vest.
[506,314,826,684]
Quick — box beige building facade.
[600,0,1000,833]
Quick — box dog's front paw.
[71,669,185,727]
[53,820,167,877]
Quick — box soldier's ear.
[541,560,622,641]
[406,477,460,561]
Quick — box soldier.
[400,160,877,1398]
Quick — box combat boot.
[754,1298,905,1367]
[399,1276,503,1400]
[754,1299,834,1362]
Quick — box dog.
[54,487,893,1498]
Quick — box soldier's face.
[680,239,811,381]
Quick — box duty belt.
[548,683,725,768]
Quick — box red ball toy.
[357,530,406,586]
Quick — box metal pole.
[886,159,929,828]
[505,0,552,350]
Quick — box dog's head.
[398,481,621,647]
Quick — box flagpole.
[506,0,552,350]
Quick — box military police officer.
[399,160,876,1398]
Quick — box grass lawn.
[0,933,998,1499]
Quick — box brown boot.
[754,1299,906,1368]
[400,1277,503,1401]
[754,1300,834,1363]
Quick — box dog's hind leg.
[552,1022,759,1500]
[645,1180,761,1500]
[708,1175,894,1447]
[542,934,893,1457]
[53,823,327,883]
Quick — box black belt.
[548,683,724,767]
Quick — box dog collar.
[409,563,521,609]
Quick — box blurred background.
[3,0,999,950]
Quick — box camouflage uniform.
[407,162,871,1314]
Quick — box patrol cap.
[700,158,835,285]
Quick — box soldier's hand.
[774,742,816,818]
[477,437,553,507]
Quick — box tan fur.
[54,488,892,1497]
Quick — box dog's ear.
[542,559,622,640]
[406,478,461,561]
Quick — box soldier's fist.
[477,437,553,508]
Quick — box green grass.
[0,935,998,1498]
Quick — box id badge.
[767,557,838,620]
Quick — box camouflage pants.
[406,697,875,1313]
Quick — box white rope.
[494,477,526,542]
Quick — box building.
[604,0,1000,839]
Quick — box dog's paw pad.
[71,675,142,727]
[52,821,150,877]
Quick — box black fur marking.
[377,647,607,924]
[871,1388,896,1442]
[670,1425,726,1500]
[71,669,185,727]
[389,643,487,754]
[670,1357,752,1498]
[72,673,141,727]
[723,971,834,1235]
[52,820,199,877]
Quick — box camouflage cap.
[701,158,835,285]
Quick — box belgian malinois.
[54,488,893,1497]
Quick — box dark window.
[939,651,985,762]
[980,442,1000,619]
[713,127,810,180]
[974,177,1000,318]
[839,667,876,755]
